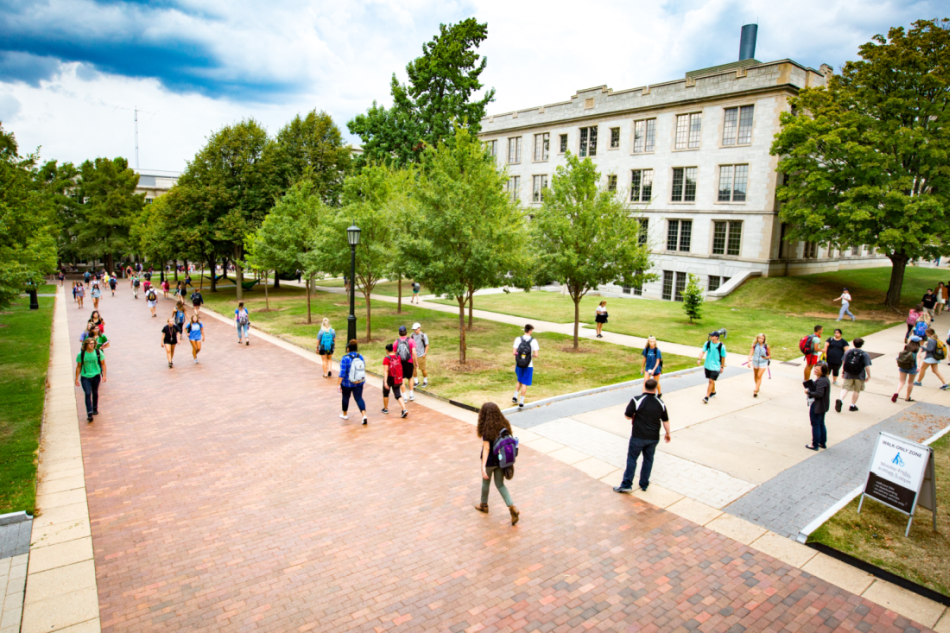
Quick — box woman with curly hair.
[473,402,520,525]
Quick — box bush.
[682,273,704,323]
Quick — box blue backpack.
[493,429,519,469]
[320,329,334,348]
[914,320,928,337]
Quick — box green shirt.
[76,349,103,378]
[95,334,108,350]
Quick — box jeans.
[809,409,827,447]
[480,466,513,506]
[237,323,249,340]
[341,384,366,413]
[80,375,101,416]
[620,436,659,489]
[837,302,855,321]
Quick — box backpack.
[799,334,815,355]
[396,338,411,361]
[386,355,403,383]
[897,348,915,370]
[842,349,865,376]
[79,349,101,370]
[914,320,927,337]
[906,311,918,326]
[516,336,534,369]
[493,428,519,469]
[133,278,140,287]
[191,292,200,303]
[347,353,366,384]
[934,339,947,361]
[147,290,156,301]
[238,310,249,326]
[320,329,334,348]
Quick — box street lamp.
[346,223,361,343]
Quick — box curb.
[0,511,32,526]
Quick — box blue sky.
[0,0,938,169]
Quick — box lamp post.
[346,223,361,343]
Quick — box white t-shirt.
[513,335,540,368]
[596,305,607,315]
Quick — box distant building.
[135,169,180,205]
[478,27,887,301]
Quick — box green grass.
[809,433,950,597]
[433,267,948,361]
[314,278,428,298]
[198,284,693,407]
[0,297,54,514]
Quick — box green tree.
[348,18,495,166]
[0,124,58,308]
[273,110,351,205]
[74,157,145,272]
[34,160,81,264]
[312,164,415,341]
[246,181,323,317]
[682,274,705,323]
[401,127,529,362]
[178,119,278,300]
[771,18,950,309]
[531,153,653,349]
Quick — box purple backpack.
[493,429,519,469]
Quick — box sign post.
[858,432,937,536]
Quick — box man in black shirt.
[921,289,938,317]
[613,379,671,493]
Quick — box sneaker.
[710,392,717,398]
[906,397,915,402]
[512,397,518,404]
[400,409,408,418]
[168,362,172,368]
[835,399,843,413]
[381,408,389,414]
[913,381,922,386]
[703,397,709,404]
[408,395,415,402]
[92,410,99,416]
[422,379,428,387]
[328,371,332,377]
[519,402,524,408]
[849,405,859,412]
[941,385,950,391]
[613,486,632,494]
[639,485,649,492]
[891,393,899,403]
[245,341,249,346]
[805,444,819,451]
[414,378,419,386]
[87,415,93,423]
[362,417,368,426]
[819,444,827,449]
[339,414,348,420]
[194,358,198,364]
[238,340,242,344]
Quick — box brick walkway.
[68,290,929,632]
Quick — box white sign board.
[859,432,936,536]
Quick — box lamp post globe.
[347,224,360,343]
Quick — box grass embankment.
[198,285,692,407]
[434,268,949,360]
[0,296,54,514]
[809,433,950,597]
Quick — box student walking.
[161,279,170,299]
[905,304,923,343]
[394,325,417,401]
[833,288,855,321]
[698,331,726,404]
[186,315,204,363]
[411,281,421,304]
[473,402,520,525]
[190,289,203,317]
[71,282,78,303]
[88,310,104,334]
[892,336,922,403]
[75,337,106,423]
[132,275,140,299]
[747,334,770,397]
[108,274,117,296]
[161,318,179,368]
[337,339,368,425]
[80,324,109,351]
[235,302,251,346]
[613,378,670,493]
[936,282,947,316]
[83,270,91,287]
[801,325,823,382]
[174,302,187,334]
[823,329,850,387]
[836,337,872,412]
[90,282,101,309]
[641,337,663,395]
[805,362,831,450]
[921,289,938,318]
[916,328,949,389]
[411,323,430,387]
[595,301,608,338]
[512,324,540,408]
[382,343,409,417]
[146,286,158,317]
[75,282,85,308]
[58,270,65,286]
[317,318,335,376]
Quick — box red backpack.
[799,334,814,355]
[386,354,403,383]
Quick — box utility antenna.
[112,105,156,170]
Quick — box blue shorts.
[515,366,534,386]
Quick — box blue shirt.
[703,341,726,371]
[187,322,203,341]
[642,347,662,373]
[339,352,364,388]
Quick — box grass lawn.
[0,297,54,514]
[434,267,948,360]
[314,278,428,298]
[808,433,950,597]
[198,285,693,407]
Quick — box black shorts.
[382,384,402,399]
[595,314,608,324]
[319,346,334,356]
[704,368,720,381]
[828,362,842,377]
[401,361,414,380]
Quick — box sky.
[0,0,939,172]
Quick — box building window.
[633,119,656,153]
[708,275,732,291]
[623,276,644,296]
[712,221,742,256]
[532,175,548,203]
[145,198,154,205]
[507,176,521,202]
[533,133,549,161]
[804,242,818,258]
[662,270,673,300]
[667,219,692,252]
[851,245,861,256]
[507,137,522,164]
[485,140,497,157]
[717,165,749,202]
[610,127,620,149]
[674,113,702,149]
[722,105,754,145]
[607,174,617,193]
[637,218,649,246]
[671,167,697,202]
[663,270,687,301]
[559,134,568,154]
[630,169,653,202]
[579,126,598,157]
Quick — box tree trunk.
[467,286,474,329]
[573,291,581,350]
[364,288,373,342]
[174,262,178,281]
[263,270,270,310]
[235,248,244,301]
[457,295,467,363]
[306,274,313,324]
[105,254,114,273]
[222,258,230,281]
[397,276,403,313]
[885,254,909,310]
[274,271,280,290]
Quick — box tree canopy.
[73,157,145,272]
[272,110,351,205]
[348,18,495,166]
[771,18,950,308]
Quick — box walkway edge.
[21,286,101,633]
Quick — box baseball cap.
[398,325,407,335]
[910,335,923,342]
[412,323,421,330]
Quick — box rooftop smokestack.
[739,24,757,61]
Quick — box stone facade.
[479,59,888,301]
[135,169,180,205]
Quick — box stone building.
[478,29,887,301]
[135,169,180,205]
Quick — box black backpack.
[516,336,534,369]
[79,349,101,370]
[842,349,865,376]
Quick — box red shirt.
[383,354,403,385]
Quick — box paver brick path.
[68,291,929,632]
